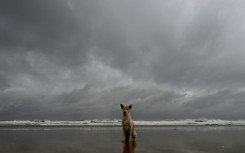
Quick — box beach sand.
[0,126,245,153]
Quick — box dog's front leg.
[125,131,130,142]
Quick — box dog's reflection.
[123,141,136,153]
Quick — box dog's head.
[120,104,132,116]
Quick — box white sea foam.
[0,119,245,127]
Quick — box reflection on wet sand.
[1,127,245,153]
[123,141,136,153]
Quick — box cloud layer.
[1,0,245,120]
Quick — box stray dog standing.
[121,104,137,142]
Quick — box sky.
[1,0,245,120]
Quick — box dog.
[120,104,137,142]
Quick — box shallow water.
[0,126,245,153]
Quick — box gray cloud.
[0,0,245,120]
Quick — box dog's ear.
[120,104,124,109]
[129,105,132,109]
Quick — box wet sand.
[0,126,245,153]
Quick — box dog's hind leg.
[131,126,137,141]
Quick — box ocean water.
[0,126,245,153]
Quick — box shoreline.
[1,125,245,128]
[1,119,245,127]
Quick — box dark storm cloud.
[0,0,245,120]
[0,0,91,68]
[183,90,245,119]
[90,0,245,88]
